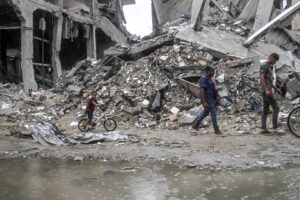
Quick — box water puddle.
[0,159,299,200]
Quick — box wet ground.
[0,159,299,200]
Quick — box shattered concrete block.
[287,78,300,99]
[74,156,84,162]
[179,107,202,124]
[123,106,142,115]
[110,87,118,97]
[142,100,150,107]
[217,83,230,97]
[0,108,19,116]
[170,107,180,114]
[68,85,82,93]
[169,114,178,122]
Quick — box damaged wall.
[0,0,130,93]
[152,0,192,25]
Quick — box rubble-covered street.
[1,0,300,199]
[0,0,300,187]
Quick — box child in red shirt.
[85,91,99,128]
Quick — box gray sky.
[123,0,152,37]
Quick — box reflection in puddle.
[0,159,299,200]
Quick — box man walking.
[260,53,283,134]
[192,66,223,135]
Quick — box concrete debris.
[0,0,300,137]
[244,1,300,47]
[74,156,84,161]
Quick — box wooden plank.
[244,1,300,47]
[253,0,275,32]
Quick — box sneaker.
[260,129,272,134]
[191,125,199,131]
[271,128,286,135]
[215,129,225,137]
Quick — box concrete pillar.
[51,15,63,80]
[86,25,96,59]
[87,0,97,59]
[21,12,38,93]
[51,0,63,80]
[193,0,211,31]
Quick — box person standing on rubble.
[192,66,223,135]
[85,91,100,129]
[260,53,284,134]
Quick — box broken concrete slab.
[176,25,248,58]
[248,42,300,72]
[253,0,275,32]
[244,1,300,47]
[176,25,300,72]
[152,0,192,25]
[179,106,202,125]
[95,16,128,46]
[287,78,300,99]
[0,108,19,116]
[236,0,259,22]
[123,106,142,115]
[128,31,176,56]
[219,57,255,68]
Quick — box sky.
[123,0,153,37]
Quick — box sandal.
[260,129,272,134]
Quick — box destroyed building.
[0,0,131,93]
[0,0,300,138]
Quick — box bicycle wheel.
[103,118,117,131]
[287,106,300,137]
[78,118,89,132]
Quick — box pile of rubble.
[1,41,299,137]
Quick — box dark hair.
[204,65,214,73]
[270,53,279,61]
[91,91,97,95]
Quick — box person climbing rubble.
[260,53,285,134]
[85,91,100,129]
[192,66,224,136]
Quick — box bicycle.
[78,109,117,132]
[287,101,300,137]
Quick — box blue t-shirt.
[199,75,216,102]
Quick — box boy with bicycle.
[85,91,100,129]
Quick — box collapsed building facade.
[0,0,299,140]
[0,0,131,93]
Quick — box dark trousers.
[86,111,93,125]
[261,94,279,129]
[193,100,219,131]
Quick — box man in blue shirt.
[192,66,223,135]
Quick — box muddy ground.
[0,110,299,170]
